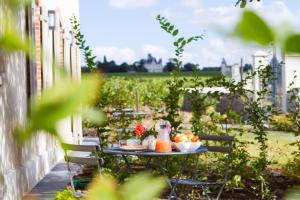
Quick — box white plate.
[120,146,147,151]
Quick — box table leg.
[155,158,178,199]
[145,157,152,170]
[168,155,190,199]
[122,155,133,174]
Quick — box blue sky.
[79,0,300,67]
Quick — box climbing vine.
[70,16,97,71]
[156,15,204,134]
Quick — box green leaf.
[173,29,179,36]
[16,74,102,143]
[87,175,121,200]
[121,173,166,200]
[0,29,30,53]
[234,10,274,46]
[168,25,174,31]
[240,0,247,8]
[177,37,184,43]
[82,107,105,126]
[284,34,300,54]
[187,37,194,43]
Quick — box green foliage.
[245,65,274,174]
[71,16,97,71]
[284,141,300,179]
[0,28,31,53]
[54,189,76,200]
[0,0,31,11]
[156,15,203,70]
[87,173,166,200]
[235,0,261,8]
[162,76,185,134]
[284,74,300,180]
[0,0,32,54]
[234,10,300,54]
[17,74,104,144]
[234,10,274,46]
[284,34,300,54]
[270,115,294,132]
[156,15,203,134]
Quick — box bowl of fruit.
[173,132,202,152]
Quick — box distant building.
[142,54,163,73]
[202,58,232,74]
[221,58,231,76]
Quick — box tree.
[243,63,252,72]
[182,62,198,72]
[163,60,176,72]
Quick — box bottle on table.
[155,120,172,153]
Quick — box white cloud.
[180,0,202,9]
[109,0,158,9]
[179,37,261,67]
[191,6,241,31]
[93,46,137,64]
[190,0,298,31]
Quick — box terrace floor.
[24,138,99,199]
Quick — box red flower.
[135,124,146,137]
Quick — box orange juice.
[155,140,172,153]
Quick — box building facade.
[251,49,300,113]
[143,54,163,73]
[0,0,81,199]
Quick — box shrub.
[54,189,76,200]
[270,115,294,132]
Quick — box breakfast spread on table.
[118,121,202,152]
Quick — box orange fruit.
[183,132,194,141]
[191,136,200,142]
[174,134,188,143]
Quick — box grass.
[237,131,299,166]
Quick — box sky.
[79,0,300,68]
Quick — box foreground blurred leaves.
[233,10,300,54]
[16,73,104,144]
[87,173,166,200]
[0,0,32,54]
[284,34,300,54]
[234,10,274,46]
[0,0,31,11]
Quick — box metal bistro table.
[103,147,208,199]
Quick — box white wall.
[252,51,269,99]
[281,54,300,112]
[0,0,81,199]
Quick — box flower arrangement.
[134,124,147,137]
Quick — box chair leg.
[216,183,225,200]
[200,185,211,200]
[67,162,77,196]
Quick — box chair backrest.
[62,143,101,167]
[200,135,234,154]
[62,143,100,153]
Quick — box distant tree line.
[82,56,200,73]
[81,56,252,74]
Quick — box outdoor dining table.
[103,146,208,199]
